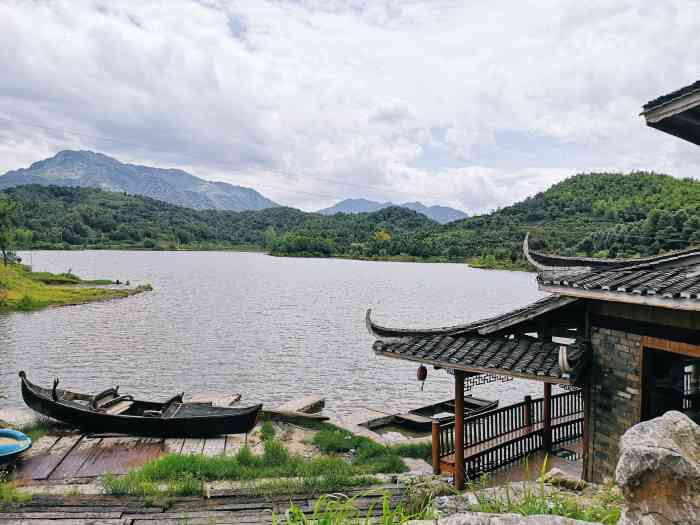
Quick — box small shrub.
[16,294,41,311]
[260,421,275,442]
[261,439,290,467]
[391,442,432,462]
[312,427,355,453]
[236,446,256,467]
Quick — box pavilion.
[368,80,700,487]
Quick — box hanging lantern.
[417,364,428,391]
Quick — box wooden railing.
[435,388,584,477]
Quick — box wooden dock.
[14,433,252,484]
[0,484,406,524]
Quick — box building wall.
[585,325,643,483]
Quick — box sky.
[1,0,700,213]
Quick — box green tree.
[0,198,18,266]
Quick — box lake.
[0,251,550,416]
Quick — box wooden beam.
[543,383,552,453]
[641,336,700,358]
[540,284,700,312]
[454,370,465,491]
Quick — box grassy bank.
[0,263,151,312]
[104,422,429,499]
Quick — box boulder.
[542,467,586,491]
[409,513,597,524]
[615,410,700,525]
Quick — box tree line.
[1,171,700,267]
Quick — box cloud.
[1,0,699,212]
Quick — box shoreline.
[18,246,535,272]
[0,263,153,313]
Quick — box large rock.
[410,513,597,524]
[615,410,700,525]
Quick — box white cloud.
[1,0,699,212]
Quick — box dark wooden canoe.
[19,371,261,438]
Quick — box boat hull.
[20,373,261,438]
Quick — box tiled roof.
[366,294,578,339]
[539,268,700,299]
[524,233,700,272]
[373,334,588,384]
[643,80,700,111]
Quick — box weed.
[260,421,275,442]
[466,457,622,525]
[19,416,60,442]
[0,471,31,507]
[273,492,434,524]
[390,442,432,462]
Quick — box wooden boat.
[0,429,31,464]
[408,395,498,422]
[19,371,261,438]
[360,395,498,438]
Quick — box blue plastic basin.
[0,428,32,462]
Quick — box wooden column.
[543,382,552,453]
[582,377,592,480]
[431,418,441,475]
[454,370,466,490]
[523,395,533,430]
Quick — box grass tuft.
[260,421,276,442]
[0,471,32,507]
[467,458,623,525]
[18,416,60,442]
[104,428,409,500]
[273,492,434,524]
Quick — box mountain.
[0,150,278,212]
[3,172,699,269]
[318,198,468,224]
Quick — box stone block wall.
[585,326,643,482]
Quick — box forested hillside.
[2,172,700,268]
[0,185,437,256]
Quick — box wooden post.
[582,377,592,480]
[543,382,552,453]
[523,395,533,430]
[454,370,466,490]
[431,418,441,475]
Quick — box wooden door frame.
[640,336,700,421]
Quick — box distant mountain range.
[318,198,468,224]
[0,150,278,212]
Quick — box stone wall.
[585,326,643,483]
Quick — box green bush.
[260,420,275,442]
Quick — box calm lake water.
[1,251,551,416]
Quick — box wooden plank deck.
[439,412,582,471]
[13,434,252,483]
